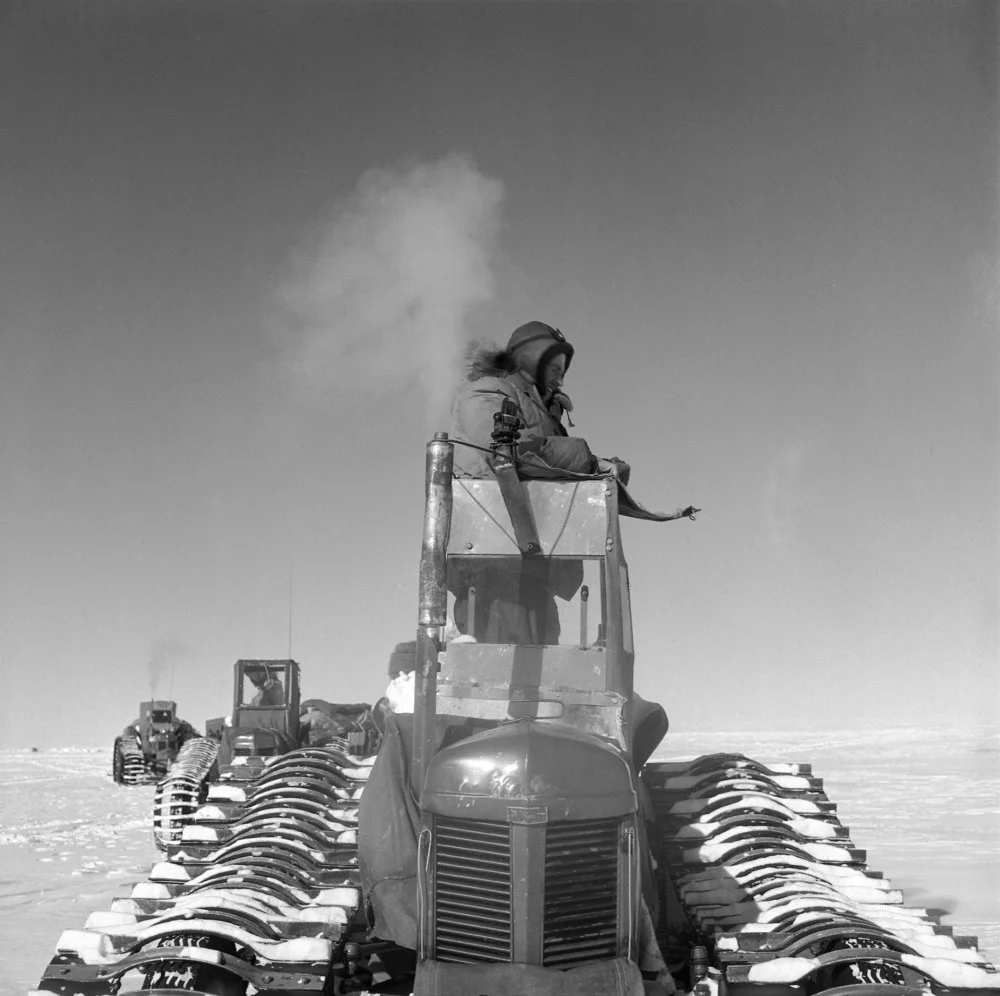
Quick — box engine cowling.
[418,718,641,972]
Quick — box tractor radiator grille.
[542,818,620,968]
[433,817,512,963]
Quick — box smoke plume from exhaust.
[147,635,188,699]
[280,155,504,424]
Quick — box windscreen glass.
[446,556,605,647]
[150,710,173,724]
[239,670,286,707]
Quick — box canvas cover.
[358,709,422,948]
[299,699,375,747]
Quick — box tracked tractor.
[357,429,694,994]
[152,659,379,852]
[150,659,301,853]
[33,431,999,996]
[359,431,999,995]
[113,700,199,786]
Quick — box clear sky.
[1,1,996,748]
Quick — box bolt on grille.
[433,816,512,963]
[543,818,621,968]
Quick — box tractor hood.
[421,719,638,822]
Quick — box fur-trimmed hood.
[463,340,516,382]
[463,323,574,384]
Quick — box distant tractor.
[213,658,376,765]
[151,659,379,851]
[112,699,199,786]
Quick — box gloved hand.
[610,457,631,486]
[596,456,631,486]
[549,391,575,426]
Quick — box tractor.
[356,430,690,994]
[34,430,998,996]
[151,658,378,851]
[357,430,998,995]
[112,699,199,785]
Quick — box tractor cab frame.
[404,433,664,994]
[221,658,302,762]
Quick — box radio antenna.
[287,560,294,659]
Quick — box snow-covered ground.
[1,728,997,995]
[0,749,157,994]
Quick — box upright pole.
[412,432,454,798]
[287,561,294,659]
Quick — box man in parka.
[449,321,628,643]
[447,323,680,992]
[450,320,629,481]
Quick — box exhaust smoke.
[146,635,188,700]
[279,154,504,426]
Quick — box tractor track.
[33,745,375,996]
[644,753,999,996]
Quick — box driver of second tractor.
[449,321,628,645]
[247,667,284,707]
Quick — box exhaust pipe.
[412,432,453,798]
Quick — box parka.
[450,325,598,479]
[448,322,593,645]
